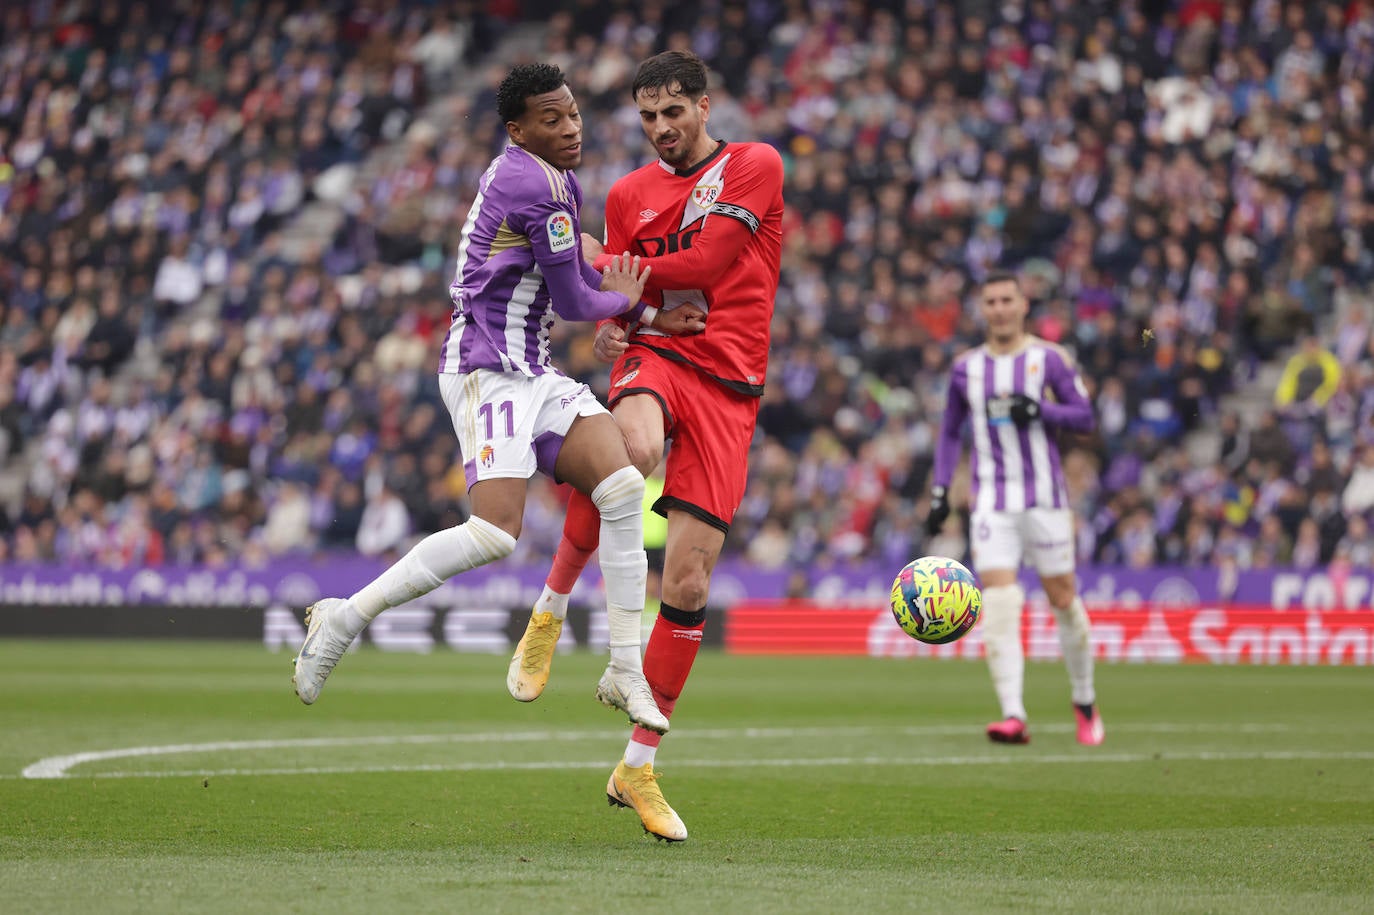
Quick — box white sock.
[624,739,656,768]
[981,584,1027,721]
[610,645,642,668]
[534,584,571,621]
[339,601,369,638]
[591,466,648,664]
[1053,596,1096,706]
[602,557,647,668]
[349,517,516,621]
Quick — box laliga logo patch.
[480,443,495,467]
[612,369,640,388]
[545,211,575,253]
[692,183,720,209]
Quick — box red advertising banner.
[724,602,1374,665]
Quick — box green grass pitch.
[1,640,1372,914]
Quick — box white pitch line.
[11,722,1309,780]
[17,750,1374,782]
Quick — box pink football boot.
[1074,705,1105,746]
[986,717,1031,744]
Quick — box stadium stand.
[1,0,1372,574]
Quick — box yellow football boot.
[506,610,563,701]
[606,760,688,842]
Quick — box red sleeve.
[595,183,633,331]
[598,145,782,288]
[603,180,631,258]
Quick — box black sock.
[1075,702,1095,719]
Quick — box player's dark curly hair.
[497,63,567,123]
[632,50,709,101]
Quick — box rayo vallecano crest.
[692,182,720,209]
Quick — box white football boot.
[292,598,355,705]
[595,664,669,734]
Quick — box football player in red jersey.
[506,50,784,842]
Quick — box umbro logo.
[638,208,658,222]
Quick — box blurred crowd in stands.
[1,0,1373,579]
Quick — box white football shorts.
[969,507,1076,577]
[439,368,608,487]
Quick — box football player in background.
[926,271,1105,747]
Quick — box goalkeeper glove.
[925,486,950,537]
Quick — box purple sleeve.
[1041,350,1096,432]
[578,250,648,323]
[932,362,969,489]
[542,255,635,322]
[579,256,604,288]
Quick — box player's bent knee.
[476,513,521,542]
[591,465,645,521]
[1050,596,1091,632]
[467,516,518,561]
[622,438,662,477]
[662,568,710,613]
[980,584,1025,643]
[1040,578,1076,611]
[613,411,664,476]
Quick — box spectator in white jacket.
[261,482,314,555]
[1341,444,1374,517]
[355,479,411,558]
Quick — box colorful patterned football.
[889,556,983,644]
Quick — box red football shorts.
[607,346,759,532]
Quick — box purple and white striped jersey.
[933,338,1095,513]
[438,144,633,377]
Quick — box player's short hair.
[982,270,1022,292]
[632,50,709,101]
[497,63,567,124]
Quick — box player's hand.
[1007,393,1041,426]
[652,305,706,336]
[581,232,604,264]
[593,321,629,363]
[925,486,950,537]
[599,253,651,304]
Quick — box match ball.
[889,556,983,644]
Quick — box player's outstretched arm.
[928,365,970,535]
[597,253,651,304]
[594,147,782,289]
[541,253,642,323]
[611,216,756,288]
[539,248,658,325]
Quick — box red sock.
[547,488,600,593]
[631,606,705,748]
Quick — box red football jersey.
[601,141,784,396]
